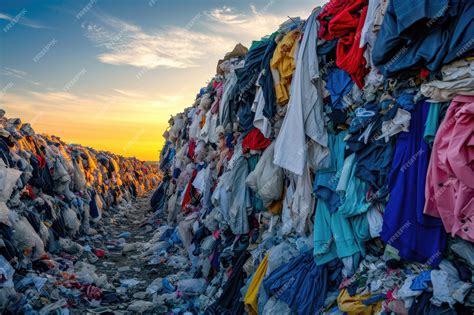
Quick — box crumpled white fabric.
[291,165,314,235]
[199,111,219,144]
[252,86,272,139]
[395,275,422,309]
[273,10,328,175]
[281,175,296,235]
[367,206,383,238]
[421,59,474,102]
[192,168,206,193]
[375,108,411,142]
[246,142,283,205]
[189,109,203,140]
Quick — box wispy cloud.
[113,89,146,98]
[1,67,27,79]
[82,15,232,69]
[0,11,48,29]
[82,5,309,70]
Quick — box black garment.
[235,40,271,131]
[205,251,251,315]
[409,291,455,315]
[259,39,278,119]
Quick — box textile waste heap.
[0,110,160,313]
[154,0,474,314]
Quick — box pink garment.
[424,95,474,241]
[211,81,223,114]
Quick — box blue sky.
[0,0,323,160]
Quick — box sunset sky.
[0,0,323,161]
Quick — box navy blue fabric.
[354,139,394,194]
[373,0,474,77]
[263,252,342,315]
[89,190,100,219]
[206,251,250,315]
[380,101,446,266]
[259,38,278,119]
[362,294,387,305]
[159,141,175,171]
[235,40,270,131]
[0,137,14,168]
[325,67,354,109]
[409,291,457,315]
[150,180,169,211]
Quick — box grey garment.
[421,59,474,101]
[431,259,473,307]
[227,156,251,235]
[219,70,238,128]
[451,238,474,268]
[200,165,215,211]
[211,171,232,223]
[273,9,328,176]
[299,10,328,149]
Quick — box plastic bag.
[177,278,206,295]
[246,142,283,205]
[62,207,80,235]
[11,216,45,260]
[0,163,22,202]
[146,277,163,295]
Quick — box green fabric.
[248,32,279,50]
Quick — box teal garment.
[423,102,448,146]
[313,132,362,265]
[313,131,347,213]
[314,199,362,265]
[337,154,371,250]
[247,154,265,213]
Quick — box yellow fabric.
[337,288,383,315]
[270,29,301,105]
[244,254,269,315]
[267,198,283,215]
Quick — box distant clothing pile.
[0,111,159,313]
[155,0,474,314]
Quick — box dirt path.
[69,194,176,314]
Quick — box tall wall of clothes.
[156,0,474,313]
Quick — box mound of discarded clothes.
[152,0,474,314]
[0,110,160,313]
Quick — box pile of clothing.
[0,110,160,313]
[154,0,474,314]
